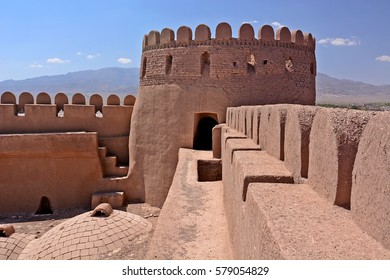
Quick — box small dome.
[0,233,35,260]
[20,210,152,260]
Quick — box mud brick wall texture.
[130,22,316,207]
[225,104,389,254]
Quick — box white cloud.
[47,57,70,64]
[29,62,44,68]
[318,37,360,46]
[117,57,132,64]
[242,20,259,24]
[76,52,82,55]
[375,55,390,62]
[271,21,284,28]
[87,54,100,59]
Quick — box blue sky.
[1,0,389,85]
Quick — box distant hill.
[316,73,390,104]
[0,67,139,99]
[0,67,389,104]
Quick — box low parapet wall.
[223,104,389,257]
[0,132,103,214]
[0,92,135,164]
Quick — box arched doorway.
[193,113,218,150]
[35,196,53,215]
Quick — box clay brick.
[308,108,374,208]
[352,112,390,249]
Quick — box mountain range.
[0,67,389,104]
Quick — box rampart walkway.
[147,149,232,259]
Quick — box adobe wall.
[284,105,318,180]
[141,23,316,106]
[128,84,229,205]
[0,132,103,214]
[0,92,135,164]
[351,112,390,249]
[307,108,374,209]
[131,22,316,207]
[222,105,390,257]
[0,92,141,214]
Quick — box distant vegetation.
[318,102,390,111]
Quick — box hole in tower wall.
[166,55,173,75]
[35,196,53,215]
[200,52,210,76]
[247,54,256,73]
[285,57,294,72]
[193,113,218,150]
[247,63,255,73]
[141,57,147,78]
[263,60,268,65]
[310,62,315,75]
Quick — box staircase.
[98,147,129,178]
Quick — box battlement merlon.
[142,22,315,52]
[0,91,136,112]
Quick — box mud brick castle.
[0,22,389,260]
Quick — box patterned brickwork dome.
[19,208,152,260]
[0,232,35,260]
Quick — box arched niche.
[193,112,219,150]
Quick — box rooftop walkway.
[146,149,232,259]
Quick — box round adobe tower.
[129,22,316,207]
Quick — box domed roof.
[20,209,152,260]
[0,232,35,260]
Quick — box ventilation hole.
[91,203,113,217]
[285,57,294,72]
[141,57,147,78]
[166,55,173,75]
[93,210,106,217]
[35,196,53,215]
[247,63,255,73]
[233,61,237,67]
[247,54,256,73]
[200,52,210,76]
[263,60,268,65]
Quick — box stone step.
[98,148,128,178]
[111,166,129,177]
[98,146,107,158]
[104,156,117,168]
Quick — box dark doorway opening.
[193,113,218,150]
[35,196,53,215]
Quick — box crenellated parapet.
[1,91,136,110]
[142,22,315,52]
[139,22,316,107]
[133,22,317,207]
[0,91,136,138]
